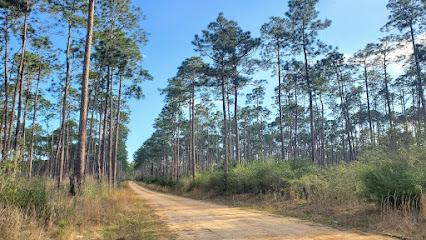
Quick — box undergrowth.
[139,145,426,239]
[0,176,173,240]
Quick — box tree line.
[0,0,150,192]
[134,0,425,184]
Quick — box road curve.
[128,181,394,240]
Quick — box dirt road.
[128,182,394,240]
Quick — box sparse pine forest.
[135,0,426,238]
[0,0,157,239]
[0,0,425,239]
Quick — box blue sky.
[126,0,390,161]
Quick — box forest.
[0,0,425,239]
[135,0,425,188]
[0,0,159,239]
[134,0,426,238]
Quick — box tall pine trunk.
[29,64,41,179]
[363,62,374,144]
[113,75,122,187]
[108,69,114,188]
[13,0,30,167]
[57,23,72,187]
[221,59,228,184]
[72,0,95,195]
[234,84,241,164]
[1,17,9,158]
[277,44,285,160]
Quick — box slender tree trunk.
[86,87,95,175]
[72,0,95,195]
[96,86,104,181]
[4,60,17,159]
[176,116,180,183]
[13,0,30,167]
[191,82,195,182]
[113,75,122,187]
[101,69,110,180]
[221,59,228,183]
[57,24,73,187]
[363,63,374,144]
[303,43,316,163]
[226,82,233,159]
[293,87,298,158]
[108,69,113,188]
[20,77,32,163]
[336,68,354,162]
[277,44,285,160]
[49,130,55,177]
[29,64,41,180]
[1,17,9,159]
[383,55,392,130]
[410,25,426,117]
[234,84,241,164]
[319,94,325,167]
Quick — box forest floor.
[129,181,395,240]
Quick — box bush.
[362,160,422,207]
[137,176,175,188]
[228,161,293,195]
[290,174,327,201]
[0,178,49,218]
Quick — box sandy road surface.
[128,182,394,240]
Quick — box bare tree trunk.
[383,56,392,130]
[20,76,33,163]
[29,64,41,180]
[96,83,104,181]
[221,59,228,184]
[13,0,30,167]
[4,60,18,160]
[191,83,195,182]
[336,68,354,162]
[176,116,180,183]
[293,87,298,158]
[86,87,94,175]
[277,44,285,160]
[57,23,73,187]
[363,63,374,144]
[234,84,241,164]
[101,69,110,181]
[108,69,114,188]
[0,17,9,159]
[410,25,426,117]
[72,0,94,195]
[113,75,122,187]
[303,43,316,163]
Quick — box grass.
[0,177,174,240]
[138,176,426,240]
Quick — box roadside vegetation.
[0,177,173,240]
[139,142,426,239]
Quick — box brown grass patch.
[0,179,174,240]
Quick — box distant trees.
[193,13,259,183]
[135,0,426,182]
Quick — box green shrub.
[290,174,327,201]
[362,160,422,207]
[0,178,50,219]
[227,161,293,195]
[289,158,318,178]
[137,176,175,188]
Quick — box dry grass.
[0,204,50,240]
[0,178,174,240]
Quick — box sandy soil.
[128,182,394,240]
